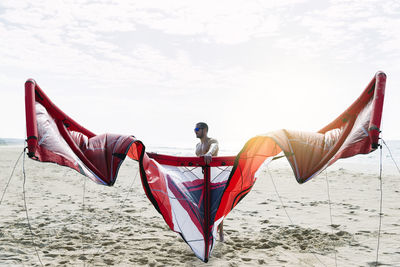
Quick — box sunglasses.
[194,127,204,132]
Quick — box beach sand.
[1,146,399,266]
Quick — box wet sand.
[1,146,399,266]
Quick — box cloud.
[0,0,303,45]
[1,0,399,142]
[1,0,293,103]
[275,0,400,63]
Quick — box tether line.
[81,176,87,267]
[0,149,25,206]
[375,141,383,267]
[22,147,44,267]
[267,166,293,225]
[325,170,337,267]
[266,166,327,267]
[87,168,139,265]
[381,139,400,175]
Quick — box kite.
[24,71,386,262]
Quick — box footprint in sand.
[103,258,114,265]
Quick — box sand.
[0,146,399,266]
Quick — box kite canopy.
[24,72,386,262]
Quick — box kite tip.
[375,71,386,77]
[25,78,36,85]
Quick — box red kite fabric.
[24,72,386,262]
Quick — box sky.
[0,0,399,151]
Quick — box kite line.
[325,170,338,267]
[81,176,87,267]
[375,140,383,267]
[266,166,293,225]
[0,149,24,206]
[381,139,400,174]
[266,166,327,267]
[375,139,400,266]
[87,168,139,265]
[22,147,44,267]
[374,138,400,266]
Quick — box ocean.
[148,140,400,176]
[2,139,399,175]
